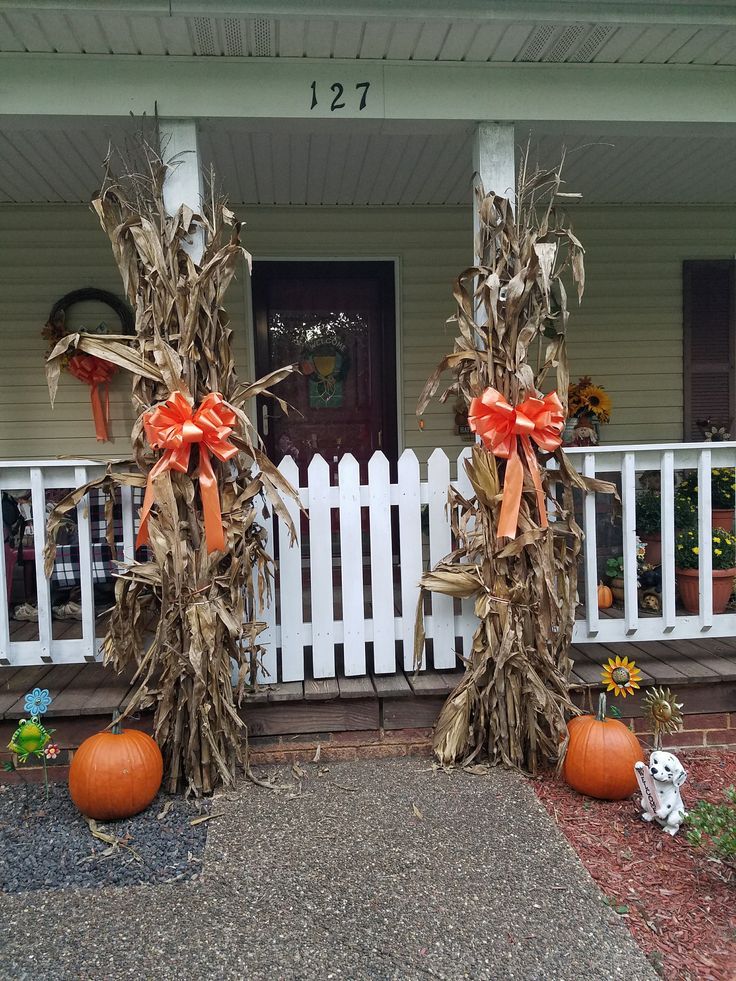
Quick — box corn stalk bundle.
[416,156,613,773]
[44,145,298,796]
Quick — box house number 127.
[310,81,371,112]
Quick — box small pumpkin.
[597,582,613,609]
[563,693,643,800]
[69,712,163,821]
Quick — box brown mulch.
[533,750,736,981]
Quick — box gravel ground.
[0,783,210,892]
[0,759,656,981]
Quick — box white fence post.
[697,448,713,630]
[307,455,335,679]
[0,501,10,664]
[368,452,396,673]
[427,449,455,669]
[398,450,423,671]
[582,453,600,636]
[660,450,676,629]
[74,466,96,661]
[277,456,305,683]
[621,452,639,636]
[29,467,52,662]
[454,448,476,659]
[338,454,366,676]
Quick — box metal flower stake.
[5,689,58,799]
[44,142,298,797]
[416,154,614,773]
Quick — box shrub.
[636,489,661,535]
[676,468,736,513]
[686,787,736,867]
[675,527,736,570]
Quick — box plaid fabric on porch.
[50,487,147,588]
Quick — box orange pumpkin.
[597,582,613,609]
[563,693,643,800]
[69,714,163,821]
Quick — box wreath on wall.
[42,289,135,442]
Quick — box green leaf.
[609,705,622,719]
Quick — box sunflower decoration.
[601,655,643,698]
[567,376,613,425]
[643,687,684,749]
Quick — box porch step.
[2,637,736,754]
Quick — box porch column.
[158,117,205,264]
[472,122,515,263]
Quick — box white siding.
[1,203,735,460]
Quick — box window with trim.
[683,260,736,440]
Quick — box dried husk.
[44,144,298,796]
[416,154,614,774]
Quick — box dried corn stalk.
[416,155,613,773]
[45,144,298,796]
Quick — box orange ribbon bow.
[136,391,239,554]
[67,354,117,442]
[468,388,564,539]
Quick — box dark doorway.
[252,260,398,476]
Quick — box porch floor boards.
[2,636,736,723]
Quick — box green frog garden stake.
[4,688,60,798]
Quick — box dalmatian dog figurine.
[636,751,688,836]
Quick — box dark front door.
[252,261,397,475]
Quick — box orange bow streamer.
[67,354,117,442]
[468,389,564,539]
[136,392,239,554]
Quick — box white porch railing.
[567,442,736,644]
[2,443,736,672]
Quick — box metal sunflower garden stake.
[43,143,298,797]
[5,689,58,799]
[415,154,614,773]
[643,687,684,749]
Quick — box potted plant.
[605,556,626,604]
[604,539,648,607]
[636,489,662,565]
[564,376,612,446]
[675,469,736,532]
[675,526,736,614]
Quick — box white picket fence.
[2,442,736,672]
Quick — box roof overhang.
[1,2,734,28]
[1,116,734,206]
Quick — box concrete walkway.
[0,759,655,980]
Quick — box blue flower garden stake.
[5,690,56,799]
[23,688,52,717]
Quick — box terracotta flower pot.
[639,532,661,566]
[609,576,625,605]
[712,508,735,532]
[675,567,736,614]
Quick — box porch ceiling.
[1,6,736,65]
[1,118,735,207]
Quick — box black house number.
[309,81,370,112]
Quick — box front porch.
[3,439,736,739]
